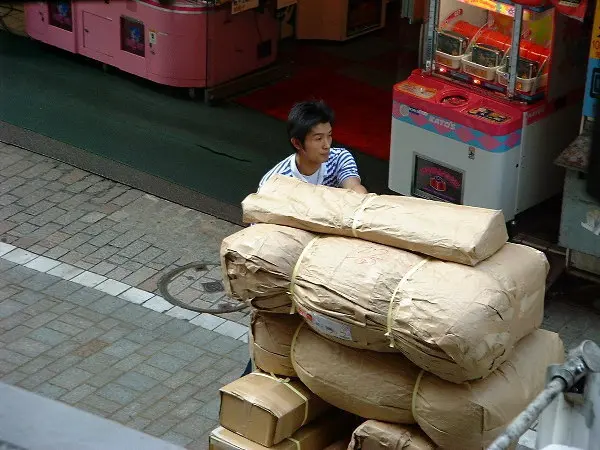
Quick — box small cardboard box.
[210,414,353,450]
[219,372,330,447]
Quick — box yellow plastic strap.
[385,258,430,348]
[286,437,302,450]
[411,370,425,420]
[250,372,310,425]
[351,195,376,237]
[288,236,320,314]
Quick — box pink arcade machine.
[25,0,280,98]
[387,0,589,221]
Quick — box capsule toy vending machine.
[388,0,589,221]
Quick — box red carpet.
[234,67,392,160]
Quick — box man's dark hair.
[287,100,335,151]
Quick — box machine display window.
[411,155,464,204]
[121,16,145,57]
[48,1,73,32]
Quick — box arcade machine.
[387,0,588,221]
[24,0,280,100]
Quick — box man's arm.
[336,149,368,193]
[342,176,368,193]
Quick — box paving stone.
[45,354,83,373]
[181,327,220,348]
[2,370,29,385]
[135,384,172,407]
[137,340,170,357]
[76,350,119,373]
[97,382,140,405]
[134,311,173,331]
[91,261,117,276]
[10,289,46,305]
[118,240,152,258]
[19,272,61,291]
[28,327,69,346]
[105,266,132,281]
[45,319,83,336]
[144,416,181,437]
[17,368,55,389]
[0,325,34,344]
[87,295,128,315]
[124,328,161,345]
[97,317,120,331]
[135,363,172,381]
[172,415,216,440]
[34,382,68,400]
[155,319,196,339]
[110,303,150,323]
[70,306,107,324]
[64,287,105,307]
[72,326,106,345]
[111,402,146,423]
[166,383,200,404]
[44,246,70,259]
[60,383,97,405]
[198,397,220,421]
[162,342,205,363]
[202,335,243,356]
[122,266,158,287]
[6,337,51,357]
[146,352,188,373]
[80,393,122,415]
[102,339,142,358]
[0,348,32,366]
[190,369,226,389]
[49,367,93,389]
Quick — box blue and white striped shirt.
[259,148,360,190]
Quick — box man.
[258,100,368,193]
[241,100,368,376]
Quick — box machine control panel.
[467,106,510,123]
[396,81,437,99]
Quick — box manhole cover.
[158,262,247,314]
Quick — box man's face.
[293,122,332,164]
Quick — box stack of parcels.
[217,175,566,449]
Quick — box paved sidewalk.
[2,140,600,450]
[0,256,247,448]
[0,141,250,326]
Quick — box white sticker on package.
[297,305,353,341]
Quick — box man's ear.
[291,137,303,152]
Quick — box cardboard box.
[219,372,330,447]
[250,311,301,377]
[348,421,435,450]
[210,414,353,450]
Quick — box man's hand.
[342,177,368,194]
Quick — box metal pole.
[423,0,438,73]
[507,5,523,98]
[487,378,566,450]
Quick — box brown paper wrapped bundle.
[348,421,435,450]
[221,224,548,382]
[242,175,508,266]
[292,325,564,450]
[250,311,302,377]
[220,223,314,312]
